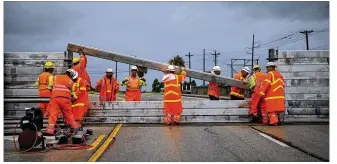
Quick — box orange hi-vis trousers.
[249,92,267,123]
[39,90,51,117]
[46,97,80,134]
[125,90,141,101]
[164,101,182,124]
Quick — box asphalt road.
[3,93,329,162]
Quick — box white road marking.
[259,132,289,147]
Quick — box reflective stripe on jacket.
[51,75,74,99]
[163,71,187,103]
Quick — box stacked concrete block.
[271,50,329,122]
[4,52,71,134]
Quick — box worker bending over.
[162,65,186,125]
[72,72,89,127]
[230,67,250,100]
[121,66,146,101]
[208,66,221,100]
[259,62,285,126]
[35,61,54,117]
[95,68,120,102]
[44,69,81,135]
[249,65,267,123]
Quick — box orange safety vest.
[72,55,91,88]
[37,72,52,94]
[252,72,267,93]
[208,82,220,98]
[259,70,285,113]
[72,77,88,107]
[230,72,248,98]
[163,72,186,103]
[51,75,74,99]
[126,76,140,92]
[96,76,118,101]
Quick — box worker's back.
[51,75,74,99]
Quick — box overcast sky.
[4,1,329,91]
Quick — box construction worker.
[95,68,120,102]
[249,65,267,123]
[259,62,285,126]
[35,61,54,117]
[44,69,81,136]
[121,66,146,101]
[208,66,221,100]
[72,51,91,109]
[230,67,250,100]
[72,72,89,126]
[162,65,186,125]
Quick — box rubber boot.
[173,114,181,125]
[165,114,172,125]
[269,113,279,126]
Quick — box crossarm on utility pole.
[67,43,249,88]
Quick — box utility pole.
[211,50,220,66]
[115,61,118,80]
[185,52,194,84]
[203,49,206,86]
[251,34,255,72]
[300,30,314,50]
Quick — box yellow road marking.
[87,124,123,162]
[87,135,106,151]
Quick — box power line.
[185,52,194,83]
[210,50,220,66]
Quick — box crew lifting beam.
[67,43,249,88]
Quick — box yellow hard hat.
[44,61,55,68]
[73,57,80,64]
[253,65,260,69]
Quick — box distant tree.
[168,55,185,67]
[152,78,160,92]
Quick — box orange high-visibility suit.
[162,71,187,124]
[95,76,120,102]
[208,82,220,100]
[230,72,248,100]
[259,70,285,125]
[46,75,80,135]
[73,54,91,89]
[249,72,267,123]
[72,77,89,122]
[121,76,146,101]
[35,72,53,116]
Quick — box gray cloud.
[225,1,329,21]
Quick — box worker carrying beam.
[121,66,146,101]
[248,65,267,123]
[72,72,89,127]
[162,65,186,125]
[230,67,250,100]
[44,69,81,136]
[259,62,285,126]
[35,61,55,117]
[208,66,221,100]
[95,68,120,102]
[72,50,91,101]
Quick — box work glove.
[140,78,146,82]
[122,79,128,84]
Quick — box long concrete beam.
[67,43,248,88]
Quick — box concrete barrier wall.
[270,50,329,118]
[4,52,72,97]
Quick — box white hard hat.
[167,65,175,71]
[266,62,276,67]
[241,67,250,73]
[131,66,138,70]
[66,69,78,80]
[106,68,114,73]
[213,66,221,71]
